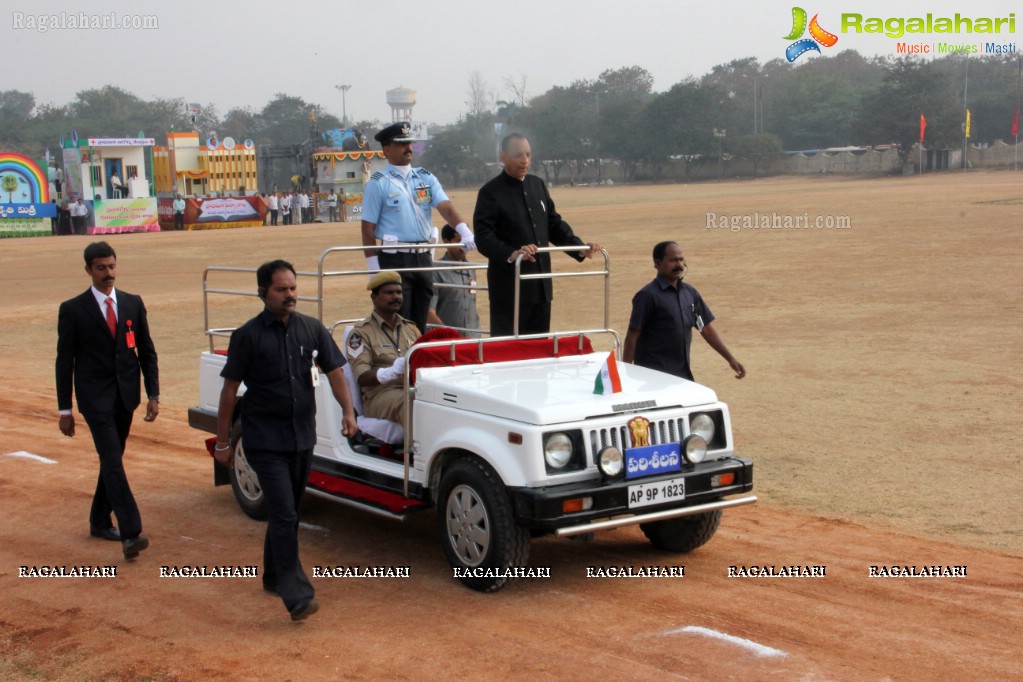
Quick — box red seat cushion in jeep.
[409,329,594,385]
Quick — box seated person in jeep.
[345,271,420,427]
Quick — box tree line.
[1,51,1018,186]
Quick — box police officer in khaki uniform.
[345,271,420,426]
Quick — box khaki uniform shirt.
[345,311,419,425]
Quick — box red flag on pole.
[1012,108,1019,138]
[919,113,927,143]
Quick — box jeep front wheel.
[640,510,721,553]
[437,458,529,592]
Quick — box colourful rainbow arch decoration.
[0,152,50,203]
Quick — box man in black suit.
[474,133,602,336]
[56,241,160,560]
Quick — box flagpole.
[962,52,969,171]
[919,113,926,175]
[1015,56,1021,172]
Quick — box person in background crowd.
[267,192,279,226]
[326,189,339,223]
[281,192,292,226]
[172,193,186,231]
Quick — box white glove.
[376,356,406,383]
[455,222,476,251]
[366,255,380,274]
[430,226,440,244]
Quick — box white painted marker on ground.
[663,626,788,658]
[3,451,58,465]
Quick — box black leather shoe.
[122,535,149,560]
[263,582,278,594]
[290,598,319,622]
[90,525,121,541]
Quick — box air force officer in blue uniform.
[361,122,475,333]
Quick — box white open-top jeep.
[188,245,755,592]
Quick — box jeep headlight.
[597,446,623,477]
[544,432,574,469]
[690,413,715,443]
[682,434,707,464]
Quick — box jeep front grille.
[587,417,689,460]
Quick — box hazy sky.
[4,0,1018,129]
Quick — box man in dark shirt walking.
[214,259,357,621]
[623,241,745,382]
[474,133,602,336]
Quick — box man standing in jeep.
[623,241,746,381]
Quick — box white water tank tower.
[386,87,417,122]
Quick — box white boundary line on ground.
[3,451,57,464]
[663,626,788,658]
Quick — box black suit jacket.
[56,288,159,415]
[474,172,585,306]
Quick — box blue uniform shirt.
[362,165,449,243]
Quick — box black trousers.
[270,209,278,226]
[174,212,184,230]
[245,447,314,612]
[83,408,142,539]
[378,251,433,334]
[489,299,551,337]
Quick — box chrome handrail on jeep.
[513,245,611,336]
[200,265,321,353]
[201,241,615,496]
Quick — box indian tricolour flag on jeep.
[593,352,623,395]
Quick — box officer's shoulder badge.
[370,172,384,181]
[346,331,364,358]
[417,167,433,177]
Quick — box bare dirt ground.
[2,171,1021,680]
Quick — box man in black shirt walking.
[214,259,357,621]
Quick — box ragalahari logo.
[784,7,839,62]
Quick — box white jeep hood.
[414,352,718,425]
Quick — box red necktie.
[105,298,117,337]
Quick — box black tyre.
[437,458,529,592]
[640,510,721,553]
[229,430,268,521]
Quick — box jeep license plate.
[628,476,686,509]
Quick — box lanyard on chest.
[381,323,406,353]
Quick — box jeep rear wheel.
[230,435,268,520]
[640,510,721,553]
[437,458,529,592]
